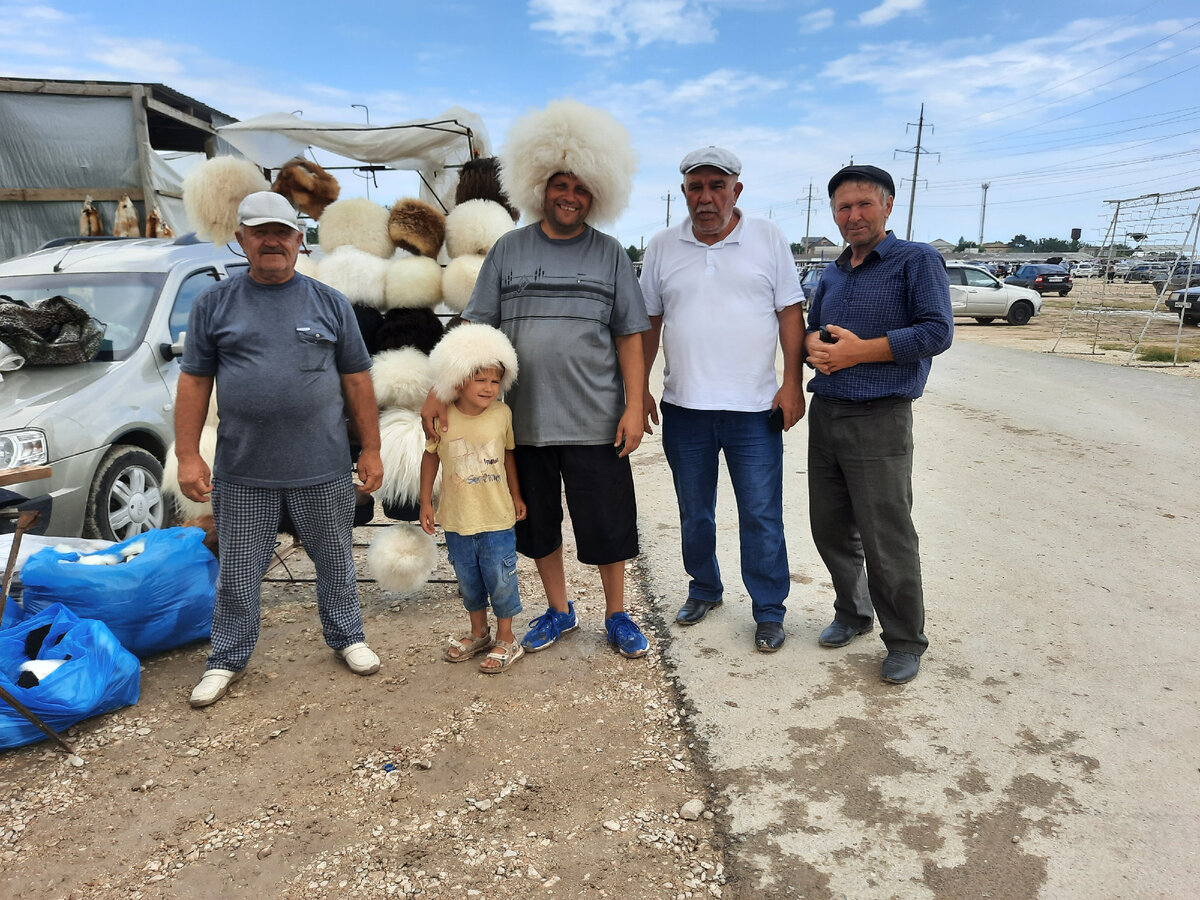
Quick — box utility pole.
[894,103,938,240]
[661,192,672,228]
[978,182,990,249]
[803,180,814,258]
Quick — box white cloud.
[528,0,718,53]
[799,9,834,33]
[86,38,185,76]
[858,0,925,27]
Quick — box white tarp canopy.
[217,107,492,213]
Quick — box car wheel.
[974,317,995,325]
[84,445,167,541]
[1007,300,1034,326]
[1058,291,1069,296]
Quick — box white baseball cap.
[679,147,742,176]
[237,191,302,232]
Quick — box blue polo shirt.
[806,231,953,401]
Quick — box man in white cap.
[176,190,384,708]
[640,147,805,652]
[423,100,651,660]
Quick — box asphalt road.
[633,339,1199,899]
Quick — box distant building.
[928,238,955,255]
[982,241,1011,255]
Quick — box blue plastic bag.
[20,527,217,658]
[0,603,140,750]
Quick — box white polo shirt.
[640,211,803,411]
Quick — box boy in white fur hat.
[420,324,526,672]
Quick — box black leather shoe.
[754,622,785,653]
[818,620,873,648]
[881,651,921,684]
[676,598,722,626]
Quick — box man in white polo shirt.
[640,147,805,652]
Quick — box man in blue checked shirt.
[803,165,953,685]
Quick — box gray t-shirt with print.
[463,224,649,446]
[181,272,371,487]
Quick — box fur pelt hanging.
[378,407,436,511]
[112,195,140,237]
[441,254,485,314]
[79,196,102,236]
[145,206,174,238]
[371,346,433,410]
[500,99,638,227]
[368,524,439,595]
[183,157,271,245]
[318,197,394,258]
[455,157,519,221]
[316,245,391,308]
[444,199,516,259]
[271,157,340,219]
[429,323,518,403]
[375,307,444,355]
[387,199,446,259]
[162,424,218,520]
[384,255,443,309]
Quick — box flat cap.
[827,164,895,198]
[680,147,742,176]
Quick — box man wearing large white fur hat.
[423,99,651,660]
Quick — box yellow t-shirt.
[425,401,516,535]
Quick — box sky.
[4,0,1200,252]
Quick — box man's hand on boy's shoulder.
[421,391,449,439]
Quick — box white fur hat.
[317,245,391,308]
[500,99,637,227]
[444,199,516,259]
[384,255,443,310]
[182,157,270,245]
[318,197,394,258]
[368,524,439,595]
[429,323,518,403]
[371,347,432,410]
[441,254,485,313]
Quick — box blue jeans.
[661,402,789,623]
[444,528,523,620]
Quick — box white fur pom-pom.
[444,199,515,259]
[368,524,439,595]
[317,246,390,308]
[318,197,393,258]
[372,347,433,410]
[441,254,485,314]
[182,157,270,246]
[163,425,218,519]
[384,255,444,310]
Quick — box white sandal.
[480,639,524,674]
[444,629,492,662]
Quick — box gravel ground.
[0,528,730,899]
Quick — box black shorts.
[513,444,639,566]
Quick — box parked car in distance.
[1005,263,1073,296]
[1073,260,1103,278]
[947,263,1043,325]
[1152,260,1200,295]
[0,235,246,539]
[1165,286,1200,325]
[1124,262,1170,284]
[800,264,828,305]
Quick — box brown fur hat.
[272,157,340,220]
[387,199,446,258]
[454,157,519,222]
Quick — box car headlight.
[0,430,48,470]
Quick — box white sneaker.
[339,642,380,675]
[189,668,241,708]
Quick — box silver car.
[1,236,246,539]
[947,262,1043,326]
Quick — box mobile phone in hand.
[819,326,837,344]
[768,407,784,432]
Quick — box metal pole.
[804,181,813,258]
[906,103,924,240]
[978,182,990,249]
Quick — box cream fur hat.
[429,323,518,403]
[499,99,637,227]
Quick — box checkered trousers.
[206,474,364,671]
